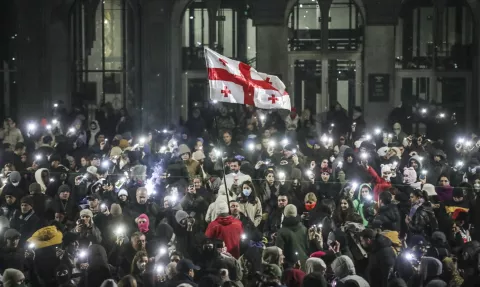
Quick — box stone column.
[141,0,176,128]
[252,0,288,81]
[362,0,402,125]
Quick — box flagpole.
[213,115,232,215]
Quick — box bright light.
[247,143,255,151]
[102,161,109,168]
[456,161,464,167]
[114,226,125,236]
[306,170,313,177]
[321,135,328,143]
[156,265,164,274]
[78,250,87,259]
[139,137,146,144]
[338,161,343,168]
[27,123,36,131]
[69,127,76,133]
[421,108,427,114]
[159,246,167,255]
[388,134,393,138]
[351,182,358,189]
[281,138,289,146]
[53,103,58,108]
[28,243,35,249]
[466,141,473,147]
[214,149,222,157]
[241,234,247,240]
[278,172,286,179]
[458,138,465,144]
[327,137,333,143]
[330,123,335,127]
[259,115,266,121]
[268,140,276,147]
[35,155,42,160]
[46,124,52,130]
[317,224,323,228]
[162,129,168,133]
[439,113,445,118]
[405,252,415,261]
[421,170,427,175]
[393,161,398,166]
[52,119,58,124]
[418,156,424,162]
[360,152,368,160]
[374,128,381,135]
[49,178,54,183]
[212,100,218,104]
[160,146,167,152]
[365,134,372,140]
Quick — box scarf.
[409,198,424,218]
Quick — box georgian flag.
[205,47,291,110]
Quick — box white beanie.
[117,189,128,197]
[284,204,297,218]
[215,200,229,216]
[422,184,437,196]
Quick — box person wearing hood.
[78,244,113,287]
[2,268,25,287]
[0,229,25,273]
[275,204,309,266]
[3,171,25,199]
[430,150,452,185]
[408,155,423,173]
[178,144,201,180]
[352,184,375,226]
[408,256,446,287]
[365,161,393,201]
[116,189,130,210]
[205,200,243,258]
[173,210,201,260]
[425,231,450,261]
[441,257,463,287]
[342,148,365,182]
[28,182,52,220]
[331,255,370,287]
[359,229,396,287]
[392,123,407,147]
[10,195,43,246]
[305,257,326,275]
[53,184,79,228]
[87,120,101,147]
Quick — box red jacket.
[367,166,392,201]
[205,215,243,258]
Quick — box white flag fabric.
[204,47,291,110]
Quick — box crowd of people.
[0,100,478,287]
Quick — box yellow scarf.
[27,226,63,249]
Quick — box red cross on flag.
[205,47,291,110]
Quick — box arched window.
[70,0,137,109]
[396,0,474,70]
[288,0,322,51]
[328,0,363,50]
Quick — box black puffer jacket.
[373,203,401,231]
[365,234,396,287]
[409,204,435,236]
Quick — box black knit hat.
[57,184,71,194]
[20,195,34,207]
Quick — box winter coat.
[364,234,396,287]
[436,186,453,202]
[237,196,262,227]
[263,206,284,237]
[331,255,370,287]
[205,215,243,258]
[0,247,25,273]
[275,216,309,265]
[373,203,401,232]
[167,273,198,287]
[367,166,392,201]
[10,210,43,246]
[409,204,435,237]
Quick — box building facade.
[2,0,480,129]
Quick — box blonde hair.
[304,192,317,203]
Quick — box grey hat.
[175,210,189,224]
[284,204,297,218]
[8,171,21,184]
[4,228,20,240]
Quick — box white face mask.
[474,183,480,190]
[242,189,252,197]
[12,182,19,187]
